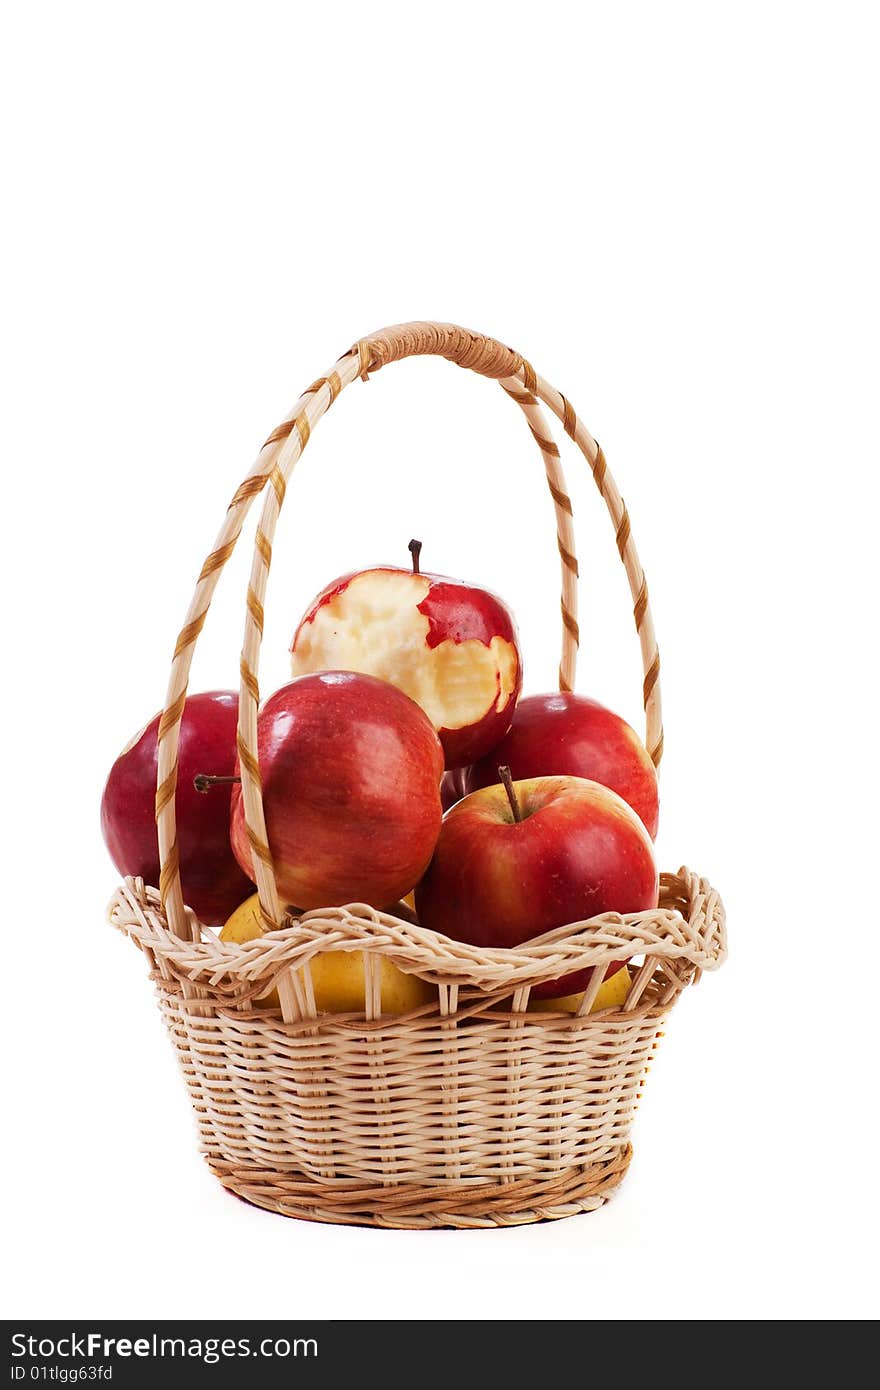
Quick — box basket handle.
[155,323,662,949]
[354,323,661,759]
[356,322,525,378]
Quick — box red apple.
[101,690,253,926]
[440,767,468,812]
[230,671,444,909]
[289,547,523,768]
[415,772,658,997]
[463,694,659,839]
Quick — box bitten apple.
[415,771,658,997]
[463,693,659,838]
[230,671,444,910]
[101,690,253,926]
[289,543,523,768]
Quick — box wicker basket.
[109,321,726,1229]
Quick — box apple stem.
[194,773,241,793]
[408,538,422,575]
[498,765,523,823]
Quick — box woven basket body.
[110,322,726,1228]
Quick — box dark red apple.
[415,773,658,997]
[101,690,253,926]
[230,671,444,909]
[440,767,467,812]
[289,546,523,769]
[463,693,659,838]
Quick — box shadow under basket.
[108,322,726,1229]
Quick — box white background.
[2,1,878,1321]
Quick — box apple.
[230,671,444,910]
[101,690,253,926]
[463,693,659,838]
[289,542,523,768]
[220,893,433,1014]
[220,893,281,1007]
[309,951,434,1014]
[440,767,467,812]
[527,963,631,1014]
[415,770,658,997]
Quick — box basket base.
[208,1147,632,1230]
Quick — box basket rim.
[109,864,725,997]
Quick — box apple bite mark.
[430,634,519,725]
[290,566,523,767]
[417,580,517,651]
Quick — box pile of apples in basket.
[102,542,659,1014]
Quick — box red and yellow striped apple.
[415,771,658,998]
[230,671,444,910]
[463,693,659,838]
[289,546,523,769]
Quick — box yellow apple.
[220,893,433,1015]
[219,893,280,1007]
[527,964,631,1015]
[309,951,434,1014]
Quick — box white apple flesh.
[290,565,523,768]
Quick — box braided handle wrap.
[155,324,663,963]
[359,322,523,378]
